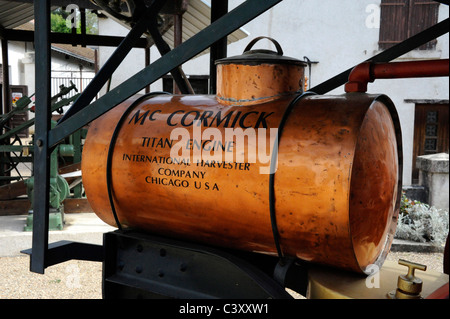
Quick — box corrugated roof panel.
[186,1,211,27]
[0,1,60,30]
[0,2,35,29]
[0,6,33,29]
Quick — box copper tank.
[82,38,402,274]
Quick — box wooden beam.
[0,180,27,200]
[0,198,94,215]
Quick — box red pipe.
[345,59,449,93]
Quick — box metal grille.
[51,71,95,98]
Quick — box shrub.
[395,193,449,246]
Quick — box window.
[412,103,449,183]
[379,0,440,50]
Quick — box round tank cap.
[216,36,306,66]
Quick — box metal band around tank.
[269,91,317,262]
[106,92,172,230]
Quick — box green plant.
[399,191,422,216]
[51,8,98,35]
[395,195,449,245]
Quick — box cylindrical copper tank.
[81,39,402,274]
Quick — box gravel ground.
[0,251,446,299]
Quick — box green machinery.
[0,82,86,230]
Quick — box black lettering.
[210,111,233,127]
[156,139,164,148]
[198,111,214,126]
[239,111,258,129]
[202,140,212,151]
[128,110,149,125]
[181,111,200,126]
[254,112,274,128]
[164,138,173,148]
[230,111,242,128]
[141,137,148,147]
[215,141,225,151]
[167,110,184,126]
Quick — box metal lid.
[215,36,307,66]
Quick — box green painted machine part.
[23,122,71,231]
[1,82,86,230]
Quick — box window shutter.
[379,0,439,50]
[379,0,409,50]
[409,0,440,50]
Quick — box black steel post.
[1,39,10,116]
[80,7,86,48]
[31,0,51,274]
[145,47,150,94]
[209,0,228,94]
[1,38,11,183]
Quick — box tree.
[50,7,98,35]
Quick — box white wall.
[97,17,148,95]
[97,0,449,185]
[1,41,27,86]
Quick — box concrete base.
[391,239,445,253]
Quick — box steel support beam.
[2,29,149,48]
[49,0,283,147]
[209,0,229,94]
[1,39,10,116]
[0,38,11,184]
[31,0,51,274]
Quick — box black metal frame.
[102,230,308,298]
[24,0,449,298]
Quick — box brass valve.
[388,259,427,299]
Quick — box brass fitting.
[388,259,427,299]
